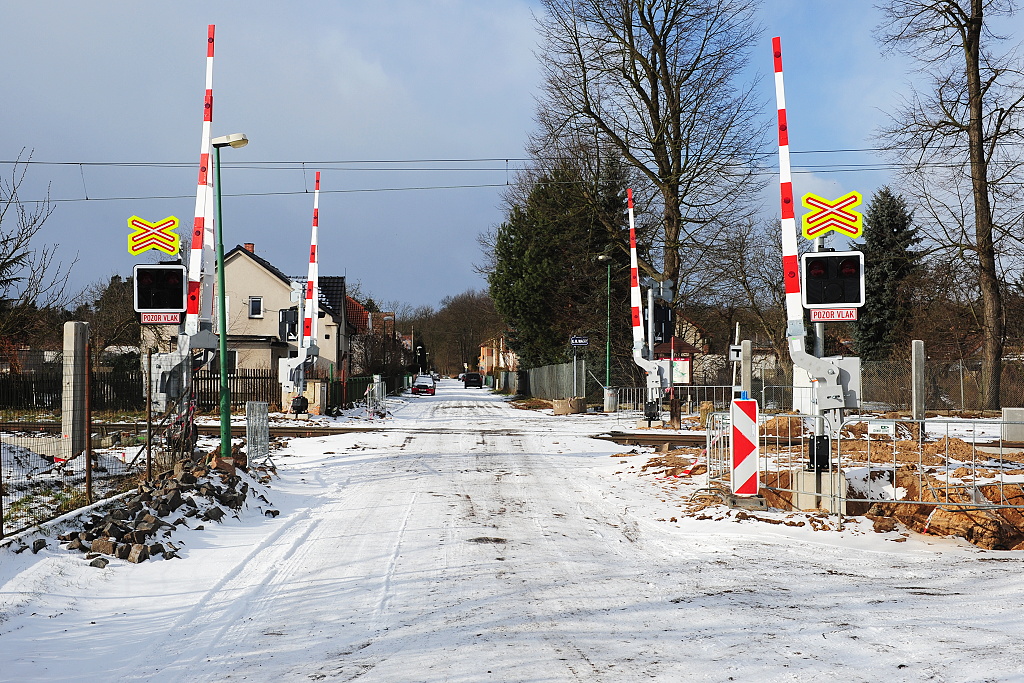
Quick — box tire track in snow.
[374,490,417,620]
[115,506,317,680]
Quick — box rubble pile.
[53,456,262,568]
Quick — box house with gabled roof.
[141,243,353,380]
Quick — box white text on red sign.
[809,308,858,322]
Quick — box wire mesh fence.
[0,357,155,538]
[700,411,1024,547]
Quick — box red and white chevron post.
[301,171,320,348]
[730,397,759,496]
[185,24,216,337]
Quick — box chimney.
[243,243,255,253]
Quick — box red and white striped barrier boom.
[301,171,321,350]
[626,188,661,389]
[772,37,846,411]
[185,24,216,338]
[773,36,804,327]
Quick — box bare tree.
[534,0,767,297]
[0,152,75,344]
[70,275,141,359]
[876,0,1024,408]
[702,217,794,366]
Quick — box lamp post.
[416,345,422,374]
[212,132,248,459]
[597,254,612,388]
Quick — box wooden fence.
[192,369,280,410]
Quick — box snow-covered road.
[3,382,1024,682]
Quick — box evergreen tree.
[855,187,921,361]
[489,163,629,370]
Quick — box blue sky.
[2,2,1020,308]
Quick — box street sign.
[809,308,858,322]
[730,398,759,496]
[139,312,183,325]
[127,215,180,256]
[868,420,896,436]
[570,336,589,346]
[801,191,863,240]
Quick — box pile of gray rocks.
[55,459,260,569]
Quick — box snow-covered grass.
[2,380,1023,681]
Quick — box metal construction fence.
[245,401,270,467]
[515,356,1024,414]
[701,412,1024,546]
[325,374,407,411]
[615,385,735,425]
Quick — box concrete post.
[740,340,753,396]
[61,322,89,460]
[912,339,925,420]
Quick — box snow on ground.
[2,379,1024,682]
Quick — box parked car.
[411,375,436,396]
[463,372,483,388]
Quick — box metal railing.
[615,385,735,425]
[701,411,1024,546]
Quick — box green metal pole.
[605,261,611,387]
[213,145,231,458]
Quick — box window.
[249,296,263,318]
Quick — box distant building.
[479,335,518,374]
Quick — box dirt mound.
[839,439,949,466]
[511,398,552,410]
[760,415,808,438]
[924,436,982,460]
[640,449,705,477]
[866,473,1024,550]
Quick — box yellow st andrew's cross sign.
[127,216,180,256]
[801,191,863,240]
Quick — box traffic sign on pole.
[127,216,180,256]
[570,336,589,347]
[730,398,759,496]
[801,191,863,240]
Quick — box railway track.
[0,421,380,439]
[598,431,707,449]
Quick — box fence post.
[146,350,153,482]
[85,340,93,504]
[740,340,752,396]
[912,340,925,420]
[62,322,90,494]
[1,436,5,536]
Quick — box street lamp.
[212,132,248,460]
[416,345,422,374]
[597,254,613,388]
